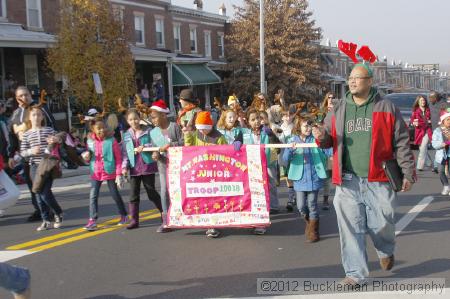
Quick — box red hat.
[150,99,170,114]
[195,111,213,129]
[439,109,450,124]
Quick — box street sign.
[92,73,103,94]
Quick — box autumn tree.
[47,0,135,111]
[225,0,323,102]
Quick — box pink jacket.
[90,133,123,181]
[410,108,432,145]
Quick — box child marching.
[234,108,281,234]
[20,106,64,231]
[122,109,163,230]
[282,117,332,242]
[82,120,128,231]
[184,111,227,238]
[148,100,184,232]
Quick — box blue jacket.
[282,135,332,192]
[432,127,450,164]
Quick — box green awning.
[172,63,221,86]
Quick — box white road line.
[0,250,33,262]
[395,196,434,236]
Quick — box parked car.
[384,93,430,150]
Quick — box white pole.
[260,0,265,94]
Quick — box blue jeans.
[296,191,319,220]
[334,174,396,283]
[89,180,127,219]
[157,161,169,213]
[267,163,279,210]
[0,262,30,294]
[31,163,62,221]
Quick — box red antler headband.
[338,40,377,64]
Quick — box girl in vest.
[431,111,450,195]
[82,120,127,231]
[216,109,241,144]
[282,117,332,242]
[20,106,64,231]
[184,111,227,238]
[122,109,163,230]
[149,100,183,232]
[234,108,280,235]
[276,109,297,212]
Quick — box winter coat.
[410,107,432,145]
[317,89,415,185]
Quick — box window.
[0,0,7,18]
[27,0,42,28]
[189,27,197,53]
[204,31,211,57]
[112,5,124,30]
[134,14,145,45]
[24,55,39,86]
[173,24,181,52]
[217,33,224,58]
[155,18,165,48]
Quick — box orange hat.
[195,111,213,129]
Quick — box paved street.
[0,168,449,298]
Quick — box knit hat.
[179,89,195,103]
[440,110,450,124]
[228,95,239,106]
[195,111,213,130]
[150,99,170,114]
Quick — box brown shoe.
[380,255,395,271]
[306,219,320,243]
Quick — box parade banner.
[166,144,270,228]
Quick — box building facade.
[0,0,228,115]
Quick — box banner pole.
[139,143,319,152]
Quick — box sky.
[171,0,450,70]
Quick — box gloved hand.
[233,141,242,151]
[115,175,125,189]
[262,126,273,136]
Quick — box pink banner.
[167,145,270,228]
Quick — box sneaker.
[36,221,52,231]
[27,210,42,222]
[84,219,97,231]
[117,215,128,226]
[54,214,63,229]
[253,227,266,235]
[432,168,439,174]
[0,209,5,218]
[286,202,294,212]
[206,228,221,238]
[441,186,449,195]
[322,202,330,210]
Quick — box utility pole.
[259,0,265,93]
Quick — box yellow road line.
[27,213,161,252]
[6,209,159,251]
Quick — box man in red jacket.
[313,64,415,285]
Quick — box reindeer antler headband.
[338,40,377,76]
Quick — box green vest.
[87,137,116,174]
[287,147,327,180]
[123,130,153,168]
[241,128,275,165]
